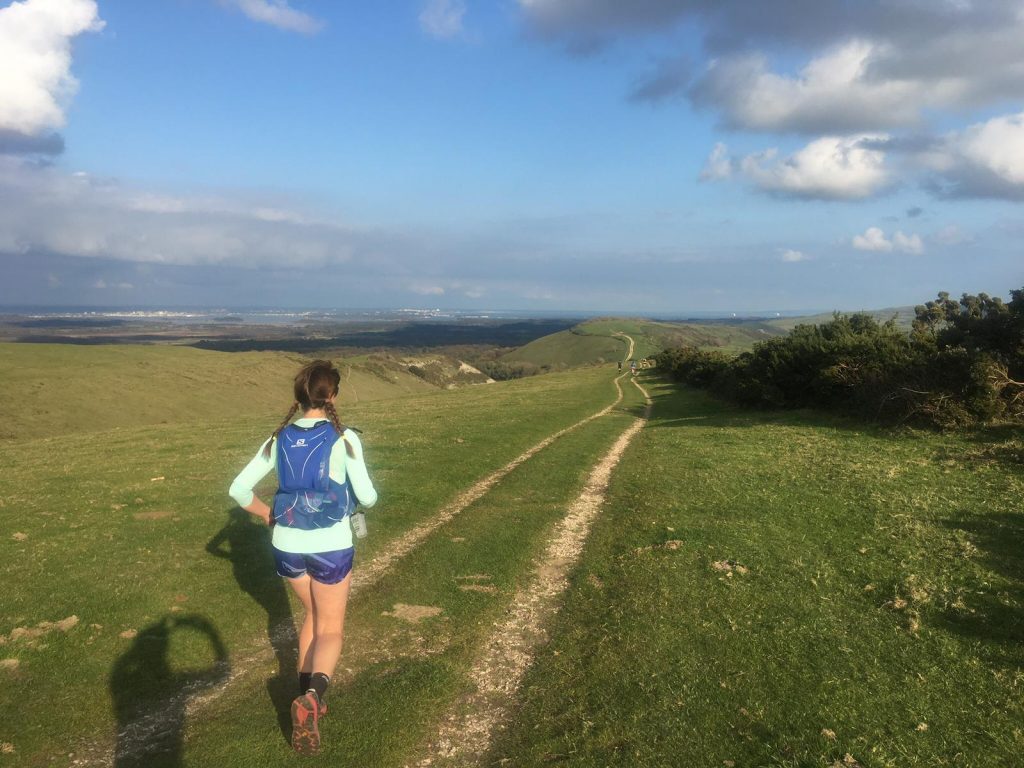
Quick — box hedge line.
[657,289,1024,427]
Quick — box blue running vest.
[272,422,355,530]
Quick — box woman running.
[229,359,377,755]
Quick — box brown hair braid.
[324,401,356,458]
[263,401,300,458]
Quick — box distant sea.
[0,305,817,324]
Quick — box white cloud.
[892,231,924,255]
[224,0,323,34]
[0,157,359,268]
[779,249,809,262]
[961,113,1024,184]
[852,227,892,252]
[739,135,889,200]
[522,2,1024,133]
[934,224,970,246]
[519,1,1024,201]
[692,41,942,134]
[129,194,189,214]
[411,283,446,295]
[921,111,1024,199]
[0,0,104,136]
[852,227,924,254]
[699,142,732,181]
[419,0,466,39]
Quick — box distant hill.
[500,318,785,369]
[765,306,917,332]
[0,343,491,439]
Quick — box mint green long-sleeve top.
[228,418,378,553]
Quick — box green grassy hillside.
[500,328,628,368]
[767,305,917,332]
[0,343,437,439]
[502,317,783,369]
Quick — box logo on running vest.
[293,438,307,447]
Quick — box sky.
[0,0,1021,313]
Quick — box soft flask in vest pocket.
[272,423,355,530]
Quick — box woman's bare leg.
[284,574,315,673]
[309,573,352,677]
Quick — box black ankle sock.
[298,672,312,694]
[307,672,330,701]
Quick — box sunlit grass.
[0,353,622,766]
[491,376,1024,767]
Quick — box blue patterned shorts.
[272,546,354,585]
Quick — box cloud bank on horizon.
[0,0,1020,311]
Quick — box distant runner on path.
[229,359,377,756]
[630,359,637,376]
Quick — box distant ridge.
[766,306,917,332]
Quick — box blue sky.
[0,0,1021,313]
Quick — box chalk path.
[413,350,652,767]
[86,341,640,767]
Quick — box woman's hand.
[243,496,273,526]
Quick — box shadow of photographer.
[109,614,229,768]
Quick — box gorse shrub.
[657,287,1024,428]
[475,360,546,381]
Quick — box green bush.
[475,360,545,381]
[658,287,1024,428]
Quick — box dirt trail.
[613,331,635,362]
[354,373,629,590]
[82,365,635,767]
[415,370,652,767]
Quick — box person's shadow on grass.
[206,507,299,742]
[109,614,229,768]
[938,511,1024,662]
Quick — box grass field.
[490,377,1024,767]
[3,339,1023,767]
[0,345,633,766]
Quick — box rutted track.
[88,362,637,766]
[353,372,631,591]
[415,373,652,767]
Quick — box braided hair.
[263,359,356,459]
